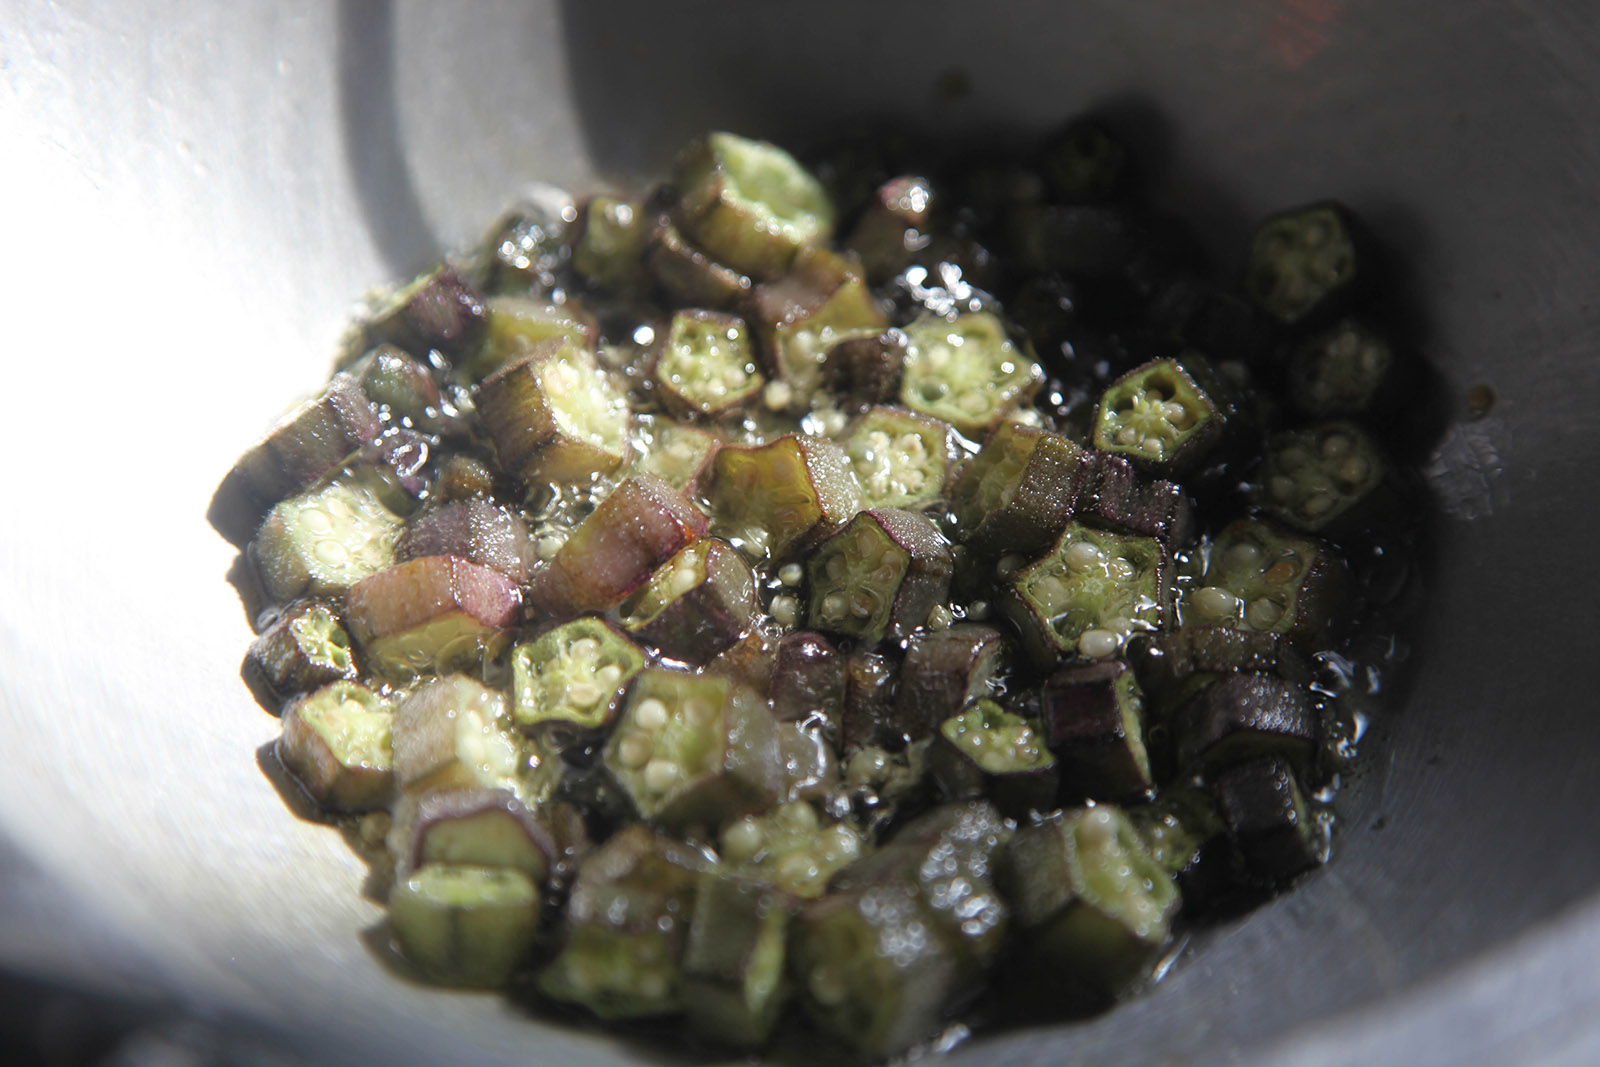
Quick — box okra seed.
[1116,426,1140,446]
[683,700,714,727]
[644,759,681,792]
[1246,598,1285,628]
[779,563,804,586]
[996,554,1026,578]
[1303,491,1338,517]
[570,637,600,661]
[777,801,818,831]
[635,698,669,731]
[1266,559,1299,584]
[722,817,766,861]
[1270,475,1299,501]
[771,594,801,628]
[1065,541,1105,572]
[1322,434,1352,458]
[669,562,698,597]
[1191,585,1241,620]
[846,747,890,785]
[776,852,821,886]
[821,592,847,620]
[301,507,333,534]
[1109,558,1135,581]
[850,592,876,618]
[1338,456,1370,485]
[569,682,601,708]
[1079,628,1120,659]
[1141,435,1167,456]
[763,380,793,410]
[617,731,654,769]
[537,535,565,561]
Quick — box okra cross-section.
[1002,522,1167,668]
[839,405,953,511]
[398,787,558,885]
[682,872,795,1049]
[278,680,392,812]
[626,419,720,495]
[602,669,781,831]
[1288,318,1405,418]
[899,311,1043,436]
[466,293,596,380]
[719,801,864,899]
[510,617,645,739]
[1244,201,1366,326]
[652,310,763,418]
[1184,518,1347,648]
[948,422,1091,556]
[1092,356,1229,475]
[709,434,863,560]
[390,674,523,797]
[749,248,887,407]
[344,555,520,682]
[253,481,402,604]
[806,508,954,644]
[617,538,759,664]
[246,600,358,701]
[572,194,650,294]
[389,864,541,987]
[930,699,1058,816]
[1255,421,1391,536]
[477,338,630,486]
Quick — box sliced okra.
[1214,755,1325,884]
[253,482,402,604]
[479,184,574,296]
[894,624,1007,744]
[389,864,541,987]
[708,434,863,560]
[930,699,1058,816]
[536,824,709,1018]
[390,674,523,796]
[1038,118,1130,203]
[1173,671,1319,779]
[775,718,841,804]
[1255,421,1393,537]
[672,132,835,280]
[1077,451,1194,549]
[617,538,759,664]
[898,311,1043,436]
[1244,201,1368,326]
[838,650,904,755]
[278,680,392,812]
[748,248,887,409]
[626,419,720,494]
[839,405,953,512]
[1128,788,1233,910]
[769,631,846,726]
[364,267,488,365]
[476,338,631,486]
[1288,318,1411,419]
[352,344,443,431]
[1001,522,1168,669]
[822,328,907,411]
[1092,355,1233,475]
[530,475,708,618]
[571,194,650,294]
[509,617,646,741]
[602,669,781,831]
[719,801,864,900]
[465,293,596,381]
[246,600,358,701]
[807,509,953,644]
[651,309,763,418]
[1127,625,1309,716]
[645,212,753,310]
[432,452,499,503]
[344,555,520,681]
[401,787,558,884]
[1040,660,1154,801]
[948,422,1091,556]
[844,174,935,285]
[397,498,536,584]
[682,873,794,1049]
[1185,518,1347,648]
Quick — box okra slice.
[1129,788,1232,909]
[839,406,953,511]
[930,699,1058,816]
[1039,118,1130,203]
[246,601,358,701]
[899,311,1043,436]
[397,498,536,584]
[998,807,1179,999]
[254,482,402,604]
[509,617,645,740]
[1173,671,1319,778]
[806,509,954,644]
[278,681,392,812]
[1255,421,1392,536]
[645,213,753,310]
[1288,318,1409,418]
[364,267,488,365]
[651,310,763,418]
[838,651,901,755]
[571,194,650,293]
[536,824,709,1018]
[1040,660,1154,801]
[1185,518,1347,648]
[748,248,888,408]
[894,624,1007,744]
[845,174,934,285]
[1001,522,1167,669]
[353,344,443,431]
[776,718,841,804]
[401,787,557,884]
[672,132,835,280]
[770,631,846,725]
[480,184,573,296]
[1244,201,1367,326]
[1128,625,1309,717]
[948,422,1091,556]
[1213,755,1325,884]
[465,293,597,381]
[822,328,907,411]
[530,475,708,618]
[1077,451,1194,550]
[626,419,720,494]
[682,873,794,1049]
[345,556,520,681]
[708,434,863,560]
[390,674,523,796]
[1092,356,1230,475]
[618,539,757,664]
[476,338,630,486]
[389,864,540,987]
[602,670,781,831]
[719,802,864,899]
[432,452,498,503]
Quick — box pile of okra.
[221,124,1426,1058]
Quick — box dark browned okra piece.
[1040,659,1155,801]
[397,498,536,583]
[769,631,847,726]
[844,174,935,285]
[1173,672,1320,779]
[1213,755,1326,884]
[947,421,1091,556]
[822,329,908,411]
[345,556,521,682]
[247,600,359,702]
[364,266,487,364]
[617,538,760,664]
[893,624,1007,743]
[1077,451,1194,550]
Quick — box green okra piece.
[1254,421,1395,537]
[247,600,359,701]
[645,211,754,310]
[1092,355,1233,476]
[344,555,520,682]
[1184,517,1347,649]
[399,787,558,885]
[509,616,646,742]
[389,864,541,988]
[682,872,794,1050]
[894,624,1007,743]
[464,293,596,381]
[1128,787,1233,909]
[363,266,488,366]
[1287,318,1410,419]
[651,309,763,419]
[806,508,954,644]
[626,418,721,494]
[748,246,888,409]
[572,194,650,293]
[1173,671,1320,779]
[476,338,631,487]
[899,311,1043,436]
[719,801,864,900]
[617,538,760,664]
[822,328,907,411]
[708,434,863,560]
[390,674,524,797]
[839,405,953,511]
[930,699,1058,817]
[948,421,1092,556]
[397,497,536,584]
[278,680,392,812]
[351,344,443,432]
[1040,660,1155,801]
[253,481,402,604]
[1244,201,1369,326]
[1213,755,1326,885]
[844,174,935,286]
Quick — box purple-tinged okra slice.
[898,311,1044,436]
[345,555,520,681]
[930,699,1058,817]
[1127,625,1309,710]
[894,624,1007,744]
[397,498,536,584]
[617,538,759,664]
[432,451,499,503]
[1184,518,1347,649]
[651,309,764,419]
[1173,671,1320,779]
[399,787,558,883]
[708,434,863,560]
[806,509,954,644]
[571,194,650,294]
[363,266,488,365]
[1092,355,1233,476]
[351,344,443,432]
[839,405,954,511]
[626,419,721,495]
[747,247,888,409]
[389,864,541,987]
[645,211,753,310]
[278,680,392,812]
[1254,421,1395,538]
[1076,451,1194,550]
[530,475,709,618]
[948,422,1092,556]
[476,338,630,486]
[1213,755,1326,885]
[509,617,645,741]
[683,872,795,1050]
[1040,660,1154,801]
[247,600,359,701]
[1128,788,1233,912]
[480,184,573,296]
[602,669,782,831]
[839,651,901,755]
[672,132,835,281]
[536,824,710,1019]
[254,482,402,604]
[1288,318,1413,419]
[465,293,597,381]
[769,631,846,726]
[1000,521,1168,669]
[1244,201,1369,326]
[390,674,523,796]
[719,801,864,900]
[822,328,907,411]
[844,174,934,286]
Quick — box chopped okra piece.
[1092,355,1232,475]
[806,509,954,644]
[390,674,523,796]
[1039,118,1130,203]
[246,600,358,701]
[682,873,794,1049]
[1173,671,1319,778]
[839,651,902,755]
[1128,625,1309,714]
[1001,521,1167,669]
[353,344,443,431]
[480,184,573,296]
[510,617,646,740]
[769,631,846,725]
[254,482,402,604]
[571,194,650,293]
[1255,421,1393,536]
[626,419,720,494]
[822,328,907,411]
[344,555,519,681]
[1244,201,1368,326]
[645,212,753,310]
[720,802,864,899]
[536,825,709,1018]
[1185,518,1347,648]
[530,475,708,617]
[397,498,536,584]
[1040,660,1155,801]
[432,452,498,502]
[839,406,953,511]
[845,174,935,285]
[930,699,1058,816]
[476,339,630,486]
[602,669,781,830]
[1214,755,1325,884]
[401,787,558,884]
[1077,451,1194,549]
[708,434,863,560]
[894,625,1007,744]
[748,248,887,408]
[672,132,835,280]
[618,538,759,664]
[364,267,488,365]
[389,864,540,987]
[1129,788,1233,909]
[466,293,596,381]
[948,422,1091,556]
[278,681,392,812]
[1288,318,1410,418]
[651,310,763,418]
[899,311,1043,436]
[775,719,841,804]
[998,806,1179,1000]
